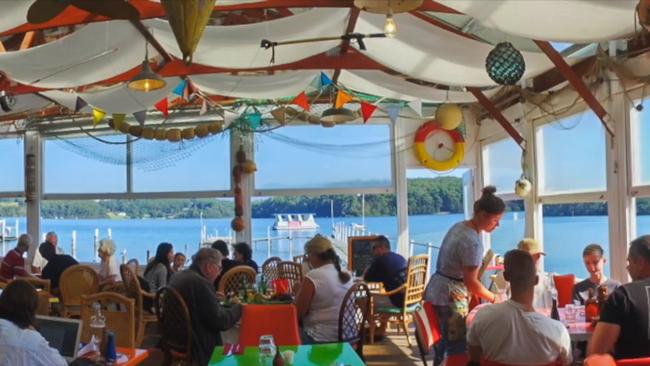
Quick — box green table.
[208,342,365,366]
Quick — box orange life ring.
[414,121,465,171]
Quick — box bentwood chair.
[217,265,257,296]
[120,264,157,346]
[277,261,303,296]
[261,256,282,283]
[60,265,99,318]
[80,292,136,348]
[373,254,429,347]
[338,281,372,360]
[293,254,312,274]
[156,286,193,366]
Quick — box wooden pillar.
[24,131,41,265]
[392,119,410,257]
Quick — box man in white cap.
[517,238,552,309]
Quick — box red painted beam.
[534,40,614,136]
[469,87,525,150]
[333,7,361,83]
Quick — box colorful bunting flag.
[386,104,401,123]
[307,74,321,92]
[408,99,423,117]
[223,110,238,127]
[335,90,353,108]
[133,110,147,126]
[155,97,169,118]
[360,102,378,123]
[291,91,311,111]
[320,72,333,87]
[247,110,262,129]
[173,79,187,97]
[271,107,286,124]
[92,108,105,127]
[199,99,208,115]
[74,96,87,113]
[112,113,126,131]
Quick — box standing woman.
[143,242,174,292]
[424,186,505,365]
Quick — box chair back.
[552,274,575,307]
[338,282,371,357]
[217,266,257,295]
[126,258,140,276]
[404,255,429,309]
[156,286,192,364]
[292,254,306,264]
[80,292,136,348]
[414,301,442,353]
[119,264,149,339]
[277,261,303,295]
[481,360,559,366]
[261,256,282,283]
[239,304,301,347]
[60,265,100,307]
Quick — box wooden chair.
[7,277,52,316]
[156,286,193,366]
[372,254,429,346]
[338,282,371,360]
[217,266,257,296]
[16,276,51,292]
[261,256,282,283]
[292,254,306,264]
[277,261,303,296]
[60,265,100,318]
[120,264,157,346]
[293,254,312,274]
[80,292,136,348]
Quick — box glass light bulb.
[143,80,151,92]
[384,15,397,37]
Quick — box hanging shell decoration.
[160,0,217,64]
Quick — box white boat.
[272,214,320,231]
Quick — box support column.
[392,119,409,257]
[231,130,253,246]
[24,131,41,265]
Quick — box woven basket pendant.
[161,0,217,64]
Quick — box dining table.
[208,342,365,366]
[115,347,149,366]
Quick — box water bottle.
[90,302,106,358]
[104,331,117,365]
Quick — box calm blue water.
[3,213,647,279]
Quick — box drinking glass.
[259,335,276,359]
[564,304,577,324]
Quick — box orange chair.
[617,358,650,365]
[481,360,558,366]
[238,304,301,348]
[584,354,615,366]
[553,274,575,308]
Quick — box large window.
[630,100,650,185]
[132,135,231,192]
[636,197,650,237]
[483,138,521,194]
[542,202,609,278]
[537,111,606,194]
[255,125,392,190]
[490,200,525,256]
[44,135,127,194]
[0,137,24,192]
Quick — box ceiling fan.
[27,0,140,24]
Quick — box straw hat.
[304,234,334,255]
[517,238,545,256]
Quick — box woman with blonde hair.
[97,238,120,286]
[294,234,352,344]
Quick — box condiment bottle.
[585,288,600,322]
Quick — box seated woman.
[143,242,174,292]
[97,239,120,287]
[0,280,67,366]
[295,235,352,344]
[232,242,258,273]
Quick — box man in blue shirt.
[364,236,408,308]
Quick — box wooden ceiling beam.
[129,20,172,63]
[469,87,525,150]
[332,8,361,83]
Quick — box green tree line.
[1,177,649,219]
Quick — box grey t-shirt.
[425,221,482,306]
[572,277,620,305]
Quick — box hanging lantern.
[231,216,245,232]
[436,103,463,131]
[515,176,532,197]
[485,42,526,85]
[241,160,257,174]
[160,0,217,64]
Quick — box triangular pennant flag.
[172,79,187,97]
[408,98,423,117]
[360,102,378,123]
[155,97,169,118]
[307,74,321,93]
[223,110,238,127]
[335,90,353,108]
[92,108,105,126]
[271,107,286,124]
[133,110,147,126]
[74,96,87,113]
[246,111,262,129]
[199,99,208,115]
[386,104,401,123]
[291,91,310,111]
[320,72,333,87]
[112,113,126,131]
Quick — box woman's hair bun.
[482,185,497,196]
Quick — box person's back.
[364,251,407,307]
[143,262,169,292]
[0,248,26,279]
[303,263,352,342]
[41,254,78,290]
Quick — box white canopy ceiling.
[0,1,33,34]
[0,93,50,116]
[437,0,638,43]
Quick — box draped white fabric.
[353,12,557,87]
[0,20,152,89]
[145,8,350,69]
[0,93,50,116]
[437,0,637,43]
[0,0,33,33]
[41,77,180,114]
[190,71,325,99]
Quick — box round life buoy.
[414,121,465,171]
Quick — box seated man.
[573,243,620,304]
[211,240,238,291]
[0,234,32,280]
[517,237,553,309]
[168,248,243,366]
[588,235,650,359]
[39,242,78,291]
[32,231,59,274]
[363,236,407,308]
[467,249,572,366]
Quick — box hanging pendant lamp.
[320,107,356,124]
[128,43,166,92]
